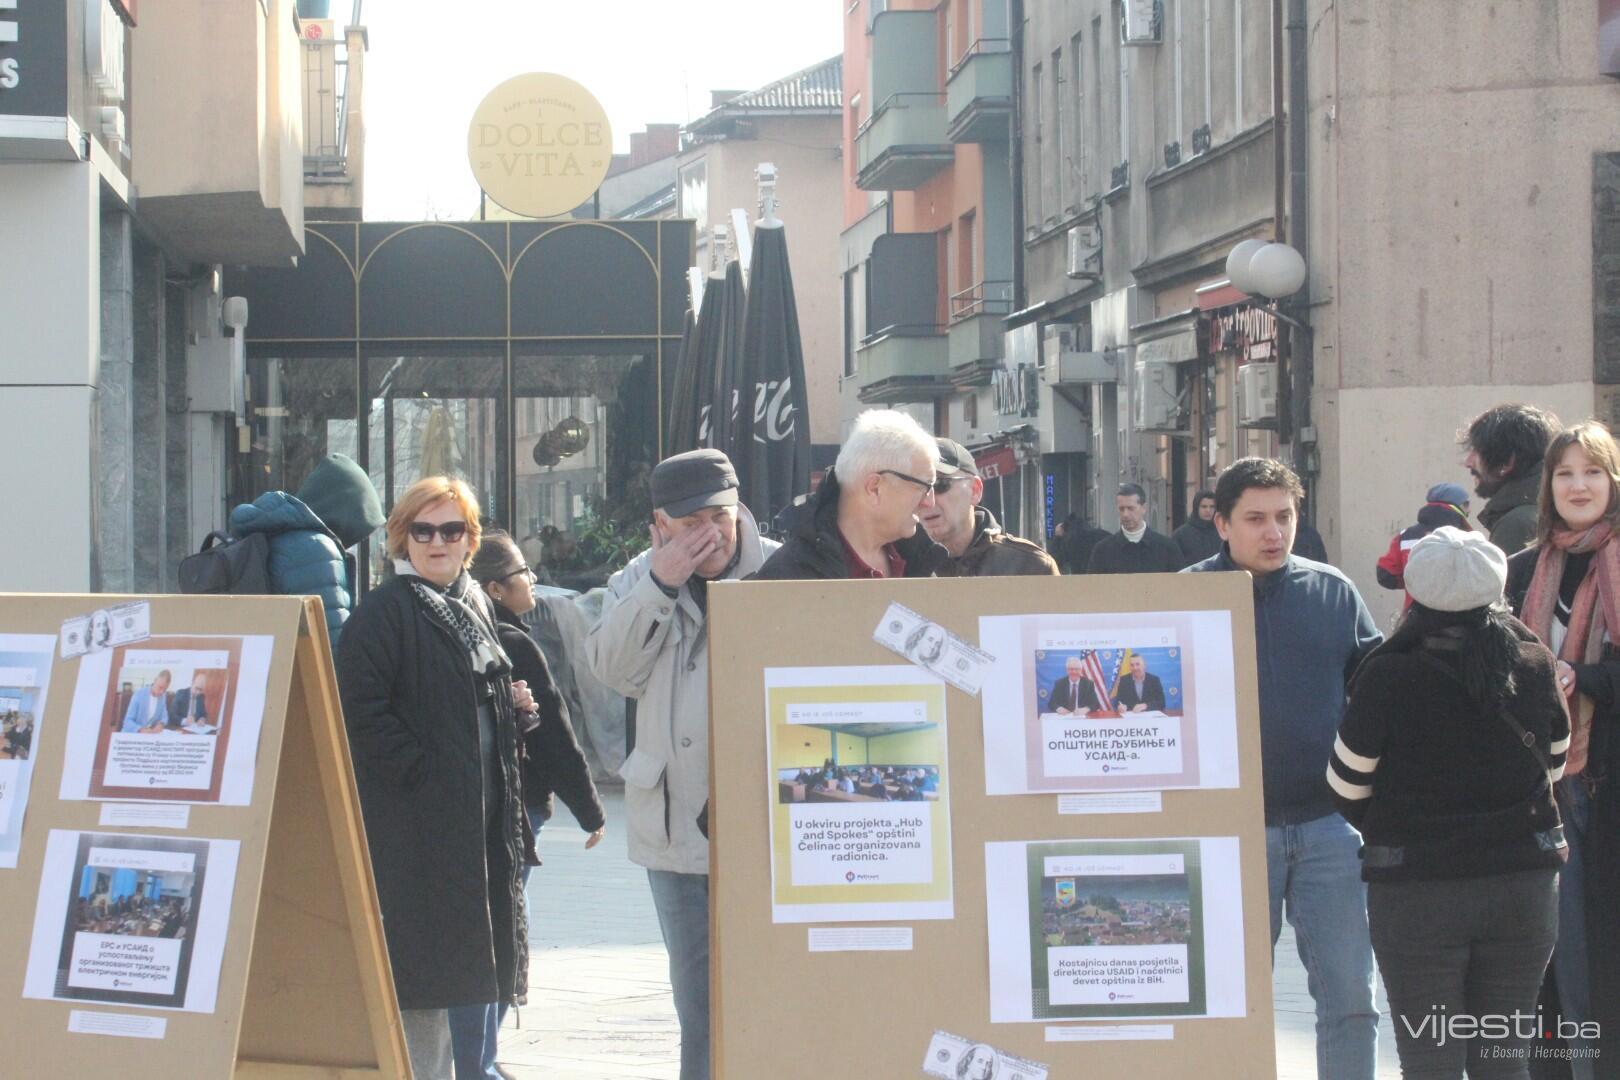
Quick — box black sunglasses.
[879,468,955,495]
[408,520,469,544]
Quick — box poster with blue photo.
[1032,644,1185,719]
[0,635,59,867]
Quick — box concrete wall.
[1308,0,1620,625]
[0,162,100,591]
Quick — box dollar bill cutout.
[873,602,992,696]
[922,1030,1048,1080]
[59,601,152,659]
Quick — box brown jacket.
[938,508,1060,578]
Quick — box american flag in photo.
[1077,649,1112,703]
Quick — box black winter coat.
[493,605,604,832]
[1087,528,1183,574]
[336,572,531,1011]
[1170,518,1222,568]
[753,468,950,580]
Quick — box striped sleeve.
[1549,682,1571,783]
[1329,663,1391,827]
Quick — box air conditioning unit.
[1133,357,1180,431]
[1237,361,1279,428]
[1066,224,1101,279]
[1044,348,1121,385]
[1121,0,1163,44]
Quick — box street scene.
[2,0,1619,1077]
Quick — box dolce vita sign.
[467,73,613,218]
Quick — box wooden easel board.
[0,595,408,1079]
[708,572,1276,1078]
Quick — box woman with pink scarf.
[1505,420,1620,1078]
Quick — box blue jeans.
[647,869,710,1080]
[451,811,546,1079]
[1267,814,1380,1080]
[1552,778,1596,1080]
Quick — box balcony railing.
[946,39,1012,143]
[855,92,953,191]
[948,279,1014,322]
[301,1,363,180]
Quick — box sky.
[357,0,845,221]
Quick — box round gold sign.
[467,73,613,219]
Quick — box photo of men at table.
[106,665,228,736]
[1034,646,1184,719]
[775,719,943,804]
[72,864,195,941]
[0,691,36,761]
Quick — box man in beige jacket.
[585,449,778,1080]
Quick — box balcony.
[856,231,950,402]
[946,41,1013,143]
[856,330,952,404]
[855,93,954,190]
[948,281,1013,387]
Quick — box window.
[843,271,857,377]
[1114,3,1130,168]
[1091,18,1103,179]
[957,209,976,301]
[1070,32,1085,203]
[1030,62,1044,225]
[1052,47,1065,219]
[678,160,708,236]
[963,392,978,430]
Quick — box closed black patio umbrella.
[664,305,700,455]
[737,220,812,527]
[704,260,748,459]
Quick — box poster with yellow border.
[764,666,952,923]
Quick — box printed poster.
[0,635,57,868]
[984,837,1247,1023]
[23,830,240,1013]
[765,666,953,923]
[59,635,274,805]
[979,612,1242,794]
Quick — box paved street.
[498,787,1400,1079]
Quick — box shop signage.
[0,0,67,115]
[467,72,613,218]
[974,445,1019,481]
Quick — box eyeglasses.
[502,567,537,583]
[879,468,952,495]
[407,520,469,545]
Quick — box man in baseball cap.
[921,438,1058,577]
[1376,480,1474,610]
[584,447,780,1080]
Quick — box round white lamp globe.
[1225,239,1267,294]
[1248,243,1307,299]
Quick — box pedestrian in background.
[1088,483,1182,574]
[1506,420,1620,1078]
[336,478,537,1080]
[1332,527,1567,1077]
[921,438,1058,577]
[457,529,606,1080]
[1171,489,1221,568]
[1462,403,1560,556]
[1375,481,1471,611]
[1186,457,1384,1080]
[1052,511,1110,574]
[586,449,778,1080]
[756,409,948,581]
[227,452,384,644]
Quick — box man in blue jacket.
[228,453,385,644]
[1186,457,1383,1080]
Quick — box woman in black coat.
[335,478,538,1080]
[1331,527,1568,1077]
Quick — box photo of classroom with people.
[774,719,943,804]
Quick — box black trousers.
[1370,868,1560,1079]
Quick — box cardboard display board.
[708,573,1276,1078]
[0,595,408,1079]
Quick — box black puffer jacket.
[336,572,531,1011]
[753,468,949,580]
[493,604,604,832]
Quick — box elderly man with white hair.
[756,408,950,580]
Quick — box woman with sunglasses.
[336,477,538,1080]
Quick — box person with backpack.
[1330,527,1568,1075]
[226,453,384,644]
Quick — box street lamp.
[1224,241,1309,333]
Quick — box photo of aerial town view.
[1040,873,1193,948]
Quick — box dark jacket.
[1480,471,1541,557]
[1046,675,1102,714]
[1330,618,1568,882]
[228,454,384,645]
[1507,545,1620,1065]
[937,507,1060,578]
[1055,515,1111,574]
[1292,523,1329,564]
[1114,672,1167,713]
[1186,549,1383,824]
[1170,517,1222,568]
[753,468,950,580]
[1087,528,1183,575]
[335,572,531,1011]
[494,604,604,832]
